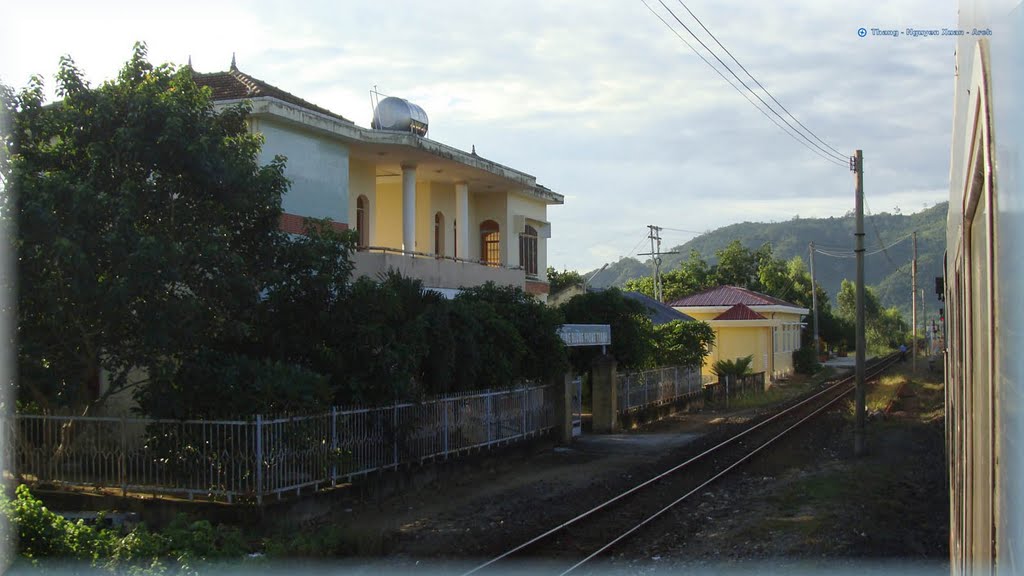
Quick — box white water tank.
[372,96,428,136]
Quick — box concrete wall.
[351,251,526,290]
[252,118,349,224]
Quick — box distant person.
[899,343,908,361]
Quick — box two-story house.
[194,60,563,299]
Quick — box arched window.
[434,212,445,257]
[519,224,538,277]
[480,220,500,266]
[356,195,369,248]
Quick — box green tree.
[559,288,655,373]
[6,45,288,415]
[456,282,568,383]
[714,240,760,288]
[547,267,584,294]
[653,320,715,368]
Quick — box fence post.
[330,407,338,486]
[120,416,127,497]
[392,403,399,467]
[486,393,493,444]
[442,400,449,457]
[521,387,527,437]
[255,415,263,505]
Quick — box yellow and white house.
[195,62,563,299]
[669,286,809,381]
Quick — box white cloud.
[1,0,954,272]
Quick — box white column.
[401,164,416,253]
[455,181,469,259]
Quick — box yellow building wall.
[428,182,456,257]
[374,181,403,249]
[506,192,550,281]
[708,326,771,377]
[471,192,508,264]
[348,158,376,245]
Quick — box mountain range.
[584,202,948,323]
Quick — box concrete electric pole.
[639,225,678,302]
[852,150,867,457]
[912,230,918,372]
[810,241,820,358]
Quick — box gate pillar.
[552,371,575,444]
[591,355,619,433]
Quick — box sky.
[0,0,957,272]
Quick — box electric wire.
[864,197,898,269]
[673,0,846,161]
[638,0,848,169]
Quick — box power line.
[673,0,846,160]
[638,0,848,169]
[864,197,898,269]
[640,0,848,168]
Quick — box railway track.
[461,354,902,575]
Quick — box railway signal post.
[852,150,867,457]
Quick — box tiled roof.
[621,291,695,325]
[192,64,353,124]
[668,285,800,308]
[714,303,767,321]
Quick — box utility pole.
[809,241,820,357]
[639,225,678,302]
[852,150,867,457]
[921,287,927,359]
[912,231,918,372]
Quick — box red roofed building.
[669,286,809,381]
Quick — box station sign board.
[557,324,612,347]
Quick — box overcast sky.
[1,0,956,271]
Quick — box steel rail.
[560,354,899,574]
[460,354,899,576]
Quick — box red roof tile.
[668,285,800,308]
[714,303,767,321]
[192,65,353,124]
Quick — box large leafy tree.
[560,288,655,373]
[653,320,714,368]
[5,44,289,414]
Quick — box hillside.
[587,203,948,320]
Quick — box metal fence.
[617,366,714,414]
[2,384,556,504]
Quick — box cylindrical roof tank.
[371,96,429,136]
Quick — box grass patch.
[726,378,818,411]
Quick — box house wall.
[708,326,771,377]
[374,180,403,249]
[472,192,508,264]
[426,182,456,257]
[348,157,377,245]
[252,118,349,224]
[506,192,550,282]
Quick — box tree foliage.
[559,288,655,373]
[546,267,584,294]
[836,279,910,353]
[7,44,288,415]
[711,355,754,378]
[652,320,715,368]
